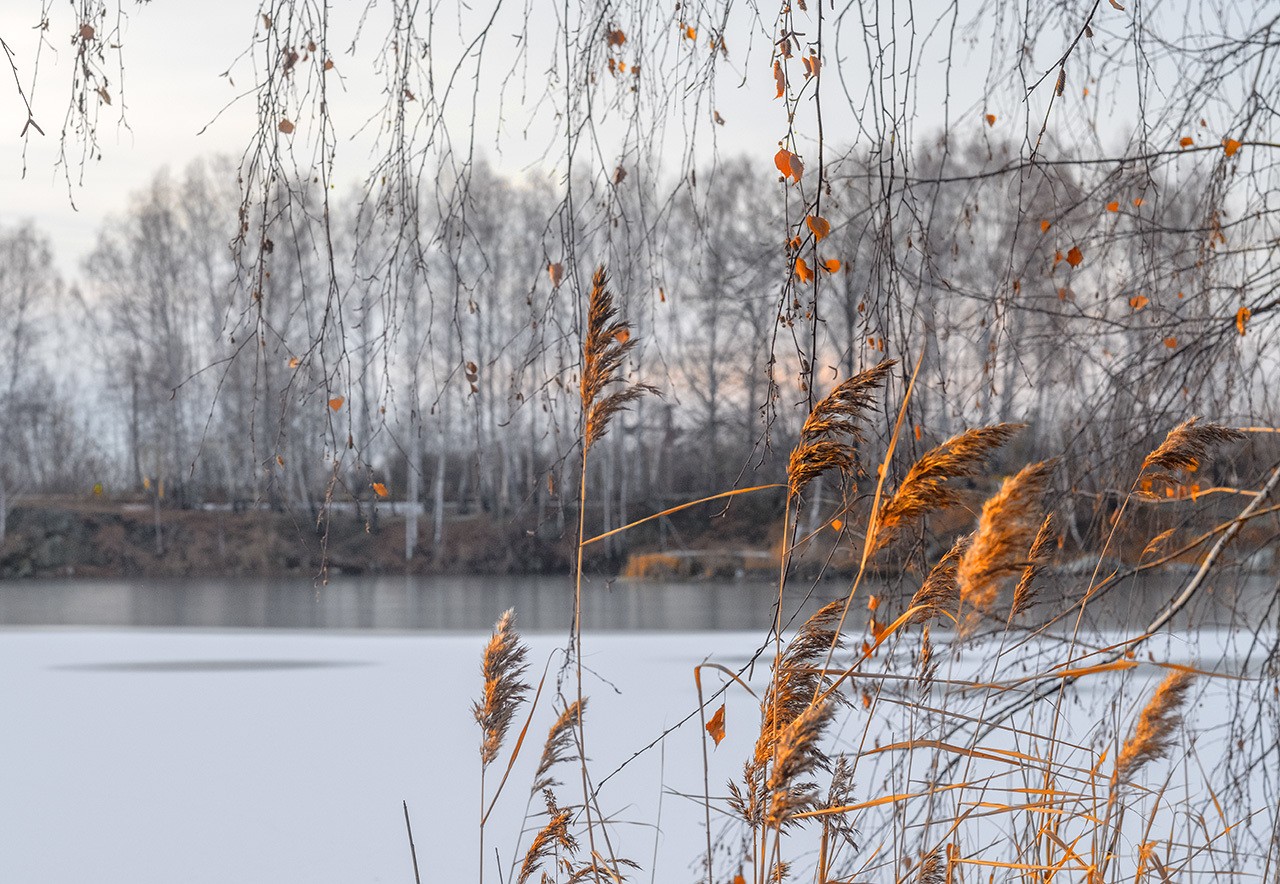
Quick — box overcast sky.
[2,0,1144,283]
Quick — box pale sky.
[2,0,1143,283]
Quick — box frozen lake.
[0,576,1275,882]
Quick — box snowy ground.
[0,625,1271,883]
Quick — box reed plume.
[957,460,1055,627]
[580,266,656,451]
[754,600,845,769]
[1115,670,1196,783]
[1010,514,1054,618]
[532,699,586,794]
[872,423,1023,554]
[1141,417,1243,478]
[474,609,530,768]
[916,847,944,884]
[787,359,895,496]
[765,698,834,826]
[518,791,577,884]
[907,534,971,625]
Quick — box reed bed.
[458,276,1273,883]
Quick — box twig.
[403,800,422,884]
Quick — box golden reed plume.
[1141,417,1242,477]
[474,609,530,768]
[957,459,1056,628]
[1116,670,1196,783]
[580,266,656,451]
[873,423,1023,554]
[787,359,895,496]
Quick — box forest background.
[0,0,1276,579]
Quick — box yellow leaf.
[1224,138,1242,157]
[92,482,103,496]
[706,704,726,746]
[805,215,831,240]
[1066,246,1083,267]
[328,396,345,411]
[1236,306,1251,335]
[373,482,389,498]
[278,119,295,134]
[1129,295,1149,310]
[985,113,997,126]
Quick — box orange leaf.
[795,258,814,283]
[684,24,697,40]
[806,215,831,240]
[706,704,726,746]
[373,482,389,498]
[328,396,345,411]
[913,425,923,440]
[1053,250,1063,266]
[606,28,626,46]
[1179,136,1193,148]
[1236,306,1251,335]
[548,262,564,287]
[323,59,334,71]
[288,356,300,368]
[613,328,630,344]
[831,518,844,532]
[1039,219,1051,233]
[985,113,996,126]
[774,148,792,177]
[734,876,746,884]
[1066,246,1084,267]
[867,594,879,612]
[1164,336,1178,349]
[821,258,842,273]
[1129,295,1149,310]
[1106,201,1119,212]
[1132,197,1144,207]
[1224,138,1241,157]
[773,61,786,98]
[278,119,296,134]
[276,455,284,467]
[774,149,802,182]
[80,23,95,40]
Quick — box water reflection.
[0,571,1272,632]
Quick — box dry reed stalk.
[518,791,577,884]
[1011,514,1055,618]
[580,266,656,452]
[475,609,530,768]
[956,460,1056,627]
[908,534,971,625]
[1141,418,1243,478]
[786,359,894,496]
[1115,670,1196,783]
[871,423,1023,554]
[532,699,586,794]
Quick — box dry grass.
[787,359,894,496]
[580,266,656,452]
